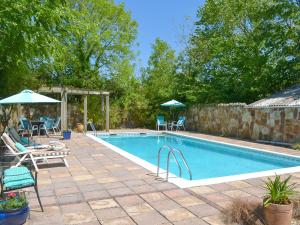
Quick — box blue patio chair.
[52,117,61,134]
[1,166,43,211]
[39,117,54,136]
[19,117,38,137]
[171,116,186,131]
[156,115,167,131]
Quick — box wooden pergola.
[38,86,110,132]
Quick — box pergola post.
[106,95,109,132]
[84,95,87,133]
[61,89,68,131]
[17,104,21,117]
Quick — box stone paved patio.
[18,130,300,224]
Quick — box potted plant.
[76,123,84,133]
[62,129,72,140]
[263,175,296,225]
[0,192,29,225]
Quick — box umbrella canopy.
[161,99,185,108]
[0,89,60,104]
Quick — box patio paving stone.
[123,202,154,216]
[89,198,119,209]
[61,203,97,225]
[189,186,216,195]
[202,214,226,225]
[115,195,144,206]
[187,204,220,218]
[100,217,136,225]
[93,207,127,220]
[83,190,110,201]
[202,192,232,202]
[140,192,167,202]
[102,181,127,189]
[163,189,190,198]
[124,179,147,187]
[161,207,196,222]
[57,193,84,205]
[173,217,209,225]
[173,195,206,207]
[129,184,157,194]
[223,189,252,198]
[107,187,135,197]
[209,183,234,192]
[227,180,252,189]
[147,199,181,211]
[56,186,80,196]
[131,211,169,225]
[29,206,63,225]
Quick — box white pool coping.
[87,132,300,188]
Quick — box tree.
[37,0,138,89]
[106,59,147,128]
[183,0,300,104]
[142,38,177,126]
[0,0,70,96]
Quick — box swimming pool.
[89,132,300,187]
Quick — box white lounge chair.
[1,133,70,171]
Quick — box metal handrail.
[156,145,192,181]
[166,148,192,181]
[88,122,97,136]
[157,145,182,178]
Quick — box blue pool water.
[98,133,300,180]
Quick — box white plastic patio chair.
[156,115,167,131]
[171,116,186,131]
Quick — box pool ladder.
[88,122,97,136]
[156,145,192,181]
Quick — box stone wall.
[19,104,84,129]
[186,104,300,143]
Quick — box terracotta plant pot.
[77,123,84,133]
[264,203,293,225]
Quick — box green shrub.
[293,143,300,150]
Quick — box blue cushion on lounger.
[15,142,27,152]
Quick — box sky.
[114,0,205,71]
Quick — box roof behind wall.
[246,85,300,108]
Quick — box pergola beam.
[38,86,109,96]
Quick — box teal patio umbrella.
[161,99,185,108]
[160,99,185,121]
[0,89,60,104]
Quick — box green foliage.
[180,0,300,104]
[263,175,296,207]
[106,60,148,128]
[293,143,300,150]
[0,106,13,134]
[142,39,179,126]
[0,192,27,210]
[0,0,69,96]
[0,0,141,128]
